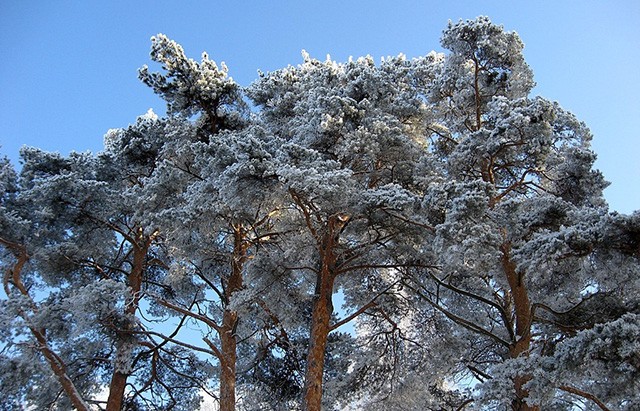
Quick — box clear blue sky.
[1,1,638,213]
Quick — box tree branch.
[381,208,435,232]
[558,385,611,411]
[150,294,222,333]
[330,300,377,332]
[406,282,511,348]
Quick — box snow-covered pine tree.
[1,17,637,411]
[405,17,639,410]
[0,134,210,410]
[138,34,286,411]
[248,52,437,411]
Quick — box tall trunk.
[302,268,335,411]
[220,309,238,411]
[501,242,538,411]
[302,216,341,411]
[106,241,147,411]
[218,224,247,411]
[106,370,128,411]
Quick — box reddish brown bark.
[303,272,335,411]
[106,240,148,411]
[558,386,611,411]
[501,241,538,411]
[106,370,128,411]
[302,215,341,411]
[217,224,247,411]
[220,308,239,411]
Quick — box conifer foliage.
[1,17,638,411]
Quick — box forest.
[1,17,638,411]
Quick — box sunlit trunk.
[302,274,335,410]
[219,308,238,411]
[218,224,247,411]
[106,370,128,411]
[302,215,341,411]
[501,242,539,411]
[302,272,335,411]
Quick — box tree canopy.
[1,17,638,411]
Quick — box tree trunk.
[106,370,129,411]
[220,309,238,411]
[501,242,539,411]
[302,215,341,411]
[302,271,335,411]
[217,223,247,411]
[106,241,147,411]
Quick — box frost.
[0,16,637,411]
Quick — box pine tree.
[1,17,637,411]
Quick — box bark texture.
[501,242,538,411]
[106,239,148,411]
[218,224,247,411]
[302,215,342,411]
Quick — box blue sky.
[1,1,638,213]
